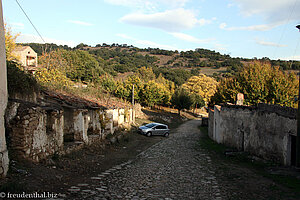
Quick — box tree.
[140,80,164,107]
[38,48,67,70]
[4,22,20,62]
[137,66,156,82]
[190,93,205,113]
[153,67,194,86]
[210,61,299,108]
[38,48,106,89]
[156,73,175,105]
[99,74,117,93]
[124,75,142,102]
[182,74,218,103]
[7,61,38,94]
[114,82,130,100]
[43,49,104,82]
[75,43,89,49]
[35,67,73,89]
[171,88,193,115]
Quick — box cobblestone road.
[67,120,223,199]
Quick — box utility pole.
[296,25,300,167]
[132,84,135,106]
[132,84,135,123]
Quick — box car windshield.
[145,123,156,128]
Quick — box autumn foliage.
[4,22,20,62]
[210,62,299,108]
[182,74,218,103]
[113,67,174,107]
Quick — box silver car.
[138,123,170,137]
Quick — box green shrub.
[6,61,39,95]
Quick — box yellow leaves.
[182,74,218,102]
[35,68,74,88]
[4,22,20,62]
[39,49,69,70]
[137,66,155,81]
[114,82,130,99]
[211,61,299,108]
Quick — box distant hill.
[19,42,300,84]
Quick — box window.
[145,123,156,128]
[156,125,166,129]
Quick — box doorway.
[290,135,296,166]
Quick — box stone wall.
[106,108,134,134]
[0,1,9,177]
[208,103,297,166]
[6,102,64,162]
[87,110,102,135]
[208,108,214,139]
[5,98,136,162]
[73,109,89,144]
[9,91,38,104]
[133,103,145,119]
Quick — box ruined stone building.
[12,46,38,73]
[5,89,136,163]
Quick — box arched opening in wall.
[87,125,94,135]
[290,135,297,166]
[63,108,75,143]
[87,111,95,136]
[46,110,55,134]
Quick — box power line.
[15,0,45,43]
[273,0,298,59]
[289,34,300,68]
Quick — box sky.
[3,0,300,60]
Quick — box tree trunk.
[193,103,197,114]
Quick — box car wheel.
[146,132,152,137]
[164,132,169,137]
